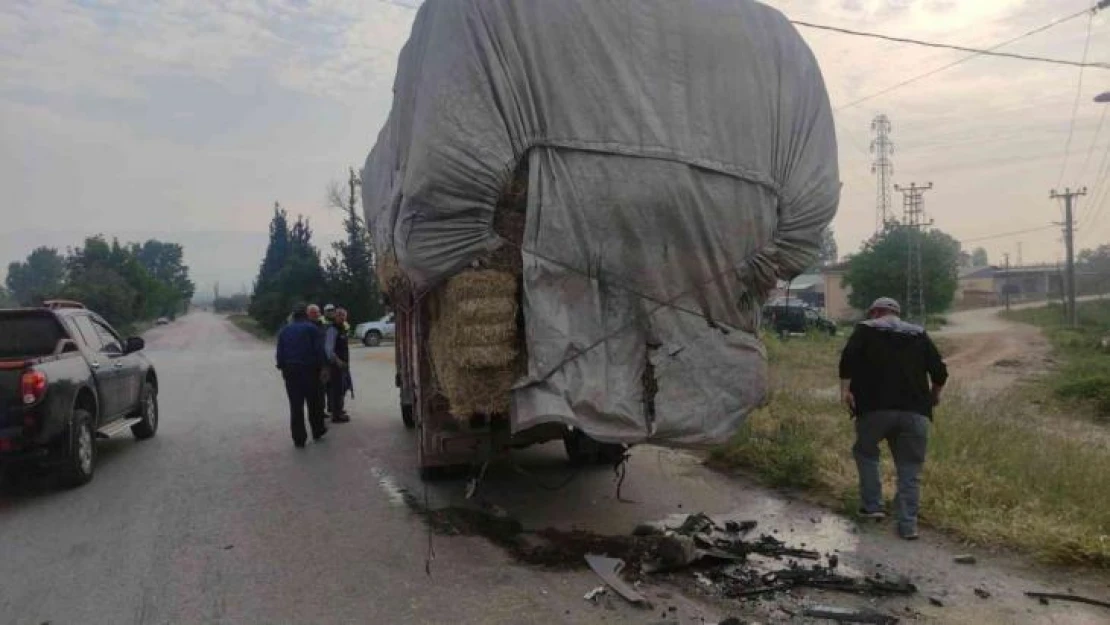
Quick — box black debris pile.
[636,513,917,601]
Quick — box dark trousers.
[283,366,325,444]
[328,364,347,416]
[853,410,929,533]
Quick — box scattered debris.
[584,586,608,602]
[1024,592,1110,610]
[725,520,758,534]
[993,358,1022,368]
[222,545,234,550]
[585,554,648,605]
[928,597,944,608]
[953,554,976,565]
[717,618,746,625]
[974,588,991,599]
[829,554,840,569]
[803,605,899,624]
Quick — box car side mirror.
[124,337,145,354]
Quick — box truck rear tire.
[131,385,159,440]
[59,409,96,488]
[401,403,415,429]
[363,331,382,347]
[564,430,626,466]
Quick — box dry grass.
[1003,300,1110,420]
[713,331,1110,567]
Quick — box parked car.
[155,317,170,326]
[763,301,837,337]
[0,303,159,487]
[354,313,396,347]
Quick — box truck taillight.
[20,370,47,405]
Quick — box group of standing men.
[275,302,354,447]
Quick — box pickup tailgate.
[0,310,69,421]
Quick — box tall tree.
[843,225,960,317]
[971,247,989,267]
[818,227,839,267]
[323,174,385,324]
[134,240,195,309]
[6,247,66,305]
[249,204,325,332]
[0,286,15,307]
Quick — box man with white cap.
[838,296,948,540]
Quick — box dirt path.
[935,305,1053,398]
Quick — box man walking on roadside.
[324,307,352,423]
[276,304,328,447]
[838,297,948,540]
[307,304,332,418]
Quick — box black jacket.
[838,316,949,417]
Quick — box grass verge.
[1002,300,1110,420]
[228,314,273,342]
[712,330,1110,567]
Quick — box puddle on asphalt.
[369,466,409,507]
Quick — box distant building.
[821,263,856,322]
[955,264,1063,309]
[768,265,858,322]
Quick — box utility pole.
[1003,253,1011,312]
[895,182,933,323]
[871,114,895,233]
[1050,187,1085,327]
[1017,242,1023,267]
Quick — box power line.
[1077,141,1110,243]
[1076,106,1108,185]
[829,2,1109,111]
[793,21,1109,70]
[961,225,1057,244]
[1056,12,1096,188]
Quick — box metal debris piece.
[765,566,916,597]
[974,588,991,599]
[803,605,899,624]
[953,554,976,565]
[725,520,758,534]
[829,554,840,569]
[584,586,608,602]
[928,597,944,608]
[642,535,701,573]
[676,513,719,535]
[1024,592,1110,610]
[585,554,648,605]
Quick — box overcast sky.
[2,0,1108,296]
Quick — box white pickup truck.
[354,313,395,347]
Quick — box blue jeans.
[853,410,929,534]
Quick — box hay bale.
[376,253,405,291]
[429,269,522,417]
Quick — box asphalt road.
[3,313,1107,625]
[1,313,682,625]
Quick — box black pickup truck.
[0,304,159,487]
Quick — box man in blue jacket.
[276,304,328,447]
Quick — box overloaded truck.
[362,0,840,478]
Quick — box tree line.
[2,237,195,329]
[248,172,385,333]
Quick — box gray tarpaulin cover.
[363,0,839,448]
